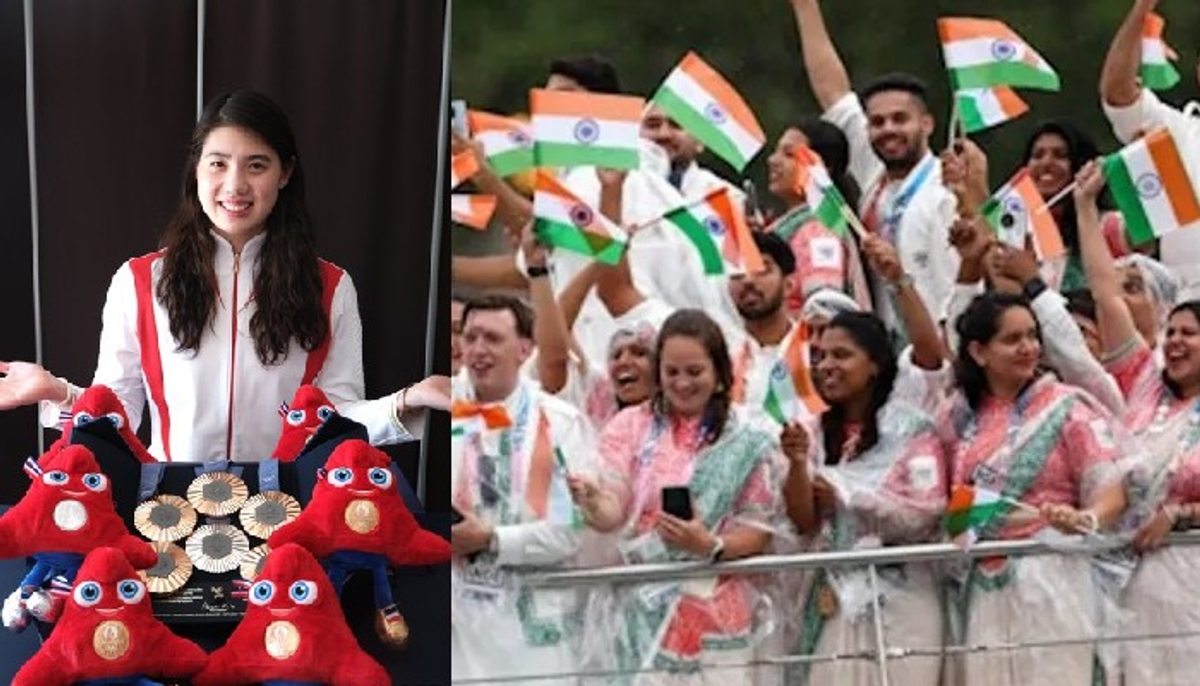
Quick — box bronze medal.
[187,472,249,517]
[344,499,380,535]
[186,524,251,574]
[139,542,194,594]
[134,495,197,542]
[240,544,272,582]
[817,582,839,618]
[93,620,131,661]
[239,492,301,539]
[264,620,301,660]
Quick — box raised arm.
[594,169,647,318]
[862,234,947,369]
[522,224,573,394]
[451,254,527,291]
[788,0,853,111]
[1077,161,1143,356]
[452,130,532,239]
[1099,0,1158,108]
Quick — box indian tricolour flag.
[533,171,628,265]
[450,400,513,437]
[650,51,766,172]
[1141,12,1180,91]
[793,145,852,237]
[981,168,1065,259]
[662,188,764,276]
[938,18,1060,91]
[530,89,643,170]
[451,150,479,190]
[763,330,827,425]
[944,484,1006,548]
[467,110,536,178]
[1103,128,1200,246]
[956,86,1028,133]
[450,194,497,231]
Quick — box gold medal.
[93,620,131,661]
[187,472,249,517]
[344,499,380,535]
[134,495,197,542]
[817,581,839,618]
[239,492,301,539]
[139,542,193,594]
[264,620,301,660]
[240,544,272,582]
[186,524,251,574]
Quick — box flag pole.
[946,93,962,150]
[1035,181,1078,214]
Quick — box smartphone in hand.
[661,486,693,521]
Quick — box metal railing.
[455,532,1200,685]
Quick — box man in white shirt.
[641,103,747,203]
[788,0,959,337]
[451,294,595,685]
[1099,0,1200,301]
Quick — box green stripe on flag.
[653,87,749,171]
[1140,63,1180,91]
[534,141,639,171]
[489,148,536,178]
[663,209,726,275]
[762,385,786,425]
[812,194,850,239]
[958,95,988,133]
[949,63,1059,91]
[535,218,626,265]
[1101,154,1158,246]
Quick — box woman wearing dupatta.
[782,234,950,685]
[1074,159,1200,685]
[943,287,1127,686]
[569,309,785,685]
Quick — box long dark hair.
[1164,300,1200,398]
[820,312,897,464]
[157,90,327,365]
[954,292,1040,411]
[1021,119,1113,253]
[796,117,861,211]
[651,309,733,445]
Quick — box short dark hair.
[860,72,930,112]
[462,294,535,339]
[548,55,621,94]
[751,231,796,275]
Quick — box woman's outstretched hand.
[0,361,61,410]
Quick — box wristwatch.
[1022,276,1048,302]
[527,265,550,278]
[886,274,914,295]
[707,536,726,563]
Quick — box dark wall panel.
[204,0,448,511]
[33,0,197,431]
[0,0,40,501]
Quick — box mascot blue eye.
[289,581,318,605]
[74,582,102,607]
[43,471,69,486]
[105,412,125,430]
[368,468,393,489]
[73,412,94,427]
[316,406,335,422]
[286,409,306,426]
[328,468,354,487]
[249,580,275,606]
[83,473,107,492]
[118,579,145,604]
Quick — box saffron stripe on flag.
[529,89,644,120]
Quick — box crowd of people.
[450,0,1200,684]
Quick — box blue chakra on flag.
[1135,172,1163,199]
[990,39,1018,61]
[703,215,726,236]
[703,102,727,125]
[573,118,600,145]
[770,364,789,381]
[508,129,533,147]
[569,203,595,228]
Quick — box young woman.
[1074,157,1200,686]
[943,287,1127,686]
[782,235,949,686]
[569,309,784,685]
[0,91,447,462]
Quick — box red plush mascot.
[12,546,207,686]
[0,445,157,632]
[193,542,390,686]
[49,384,157,464]
[269,439,450,648]
[272,384,340,461]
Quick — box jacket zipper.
[225,250,241,460]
